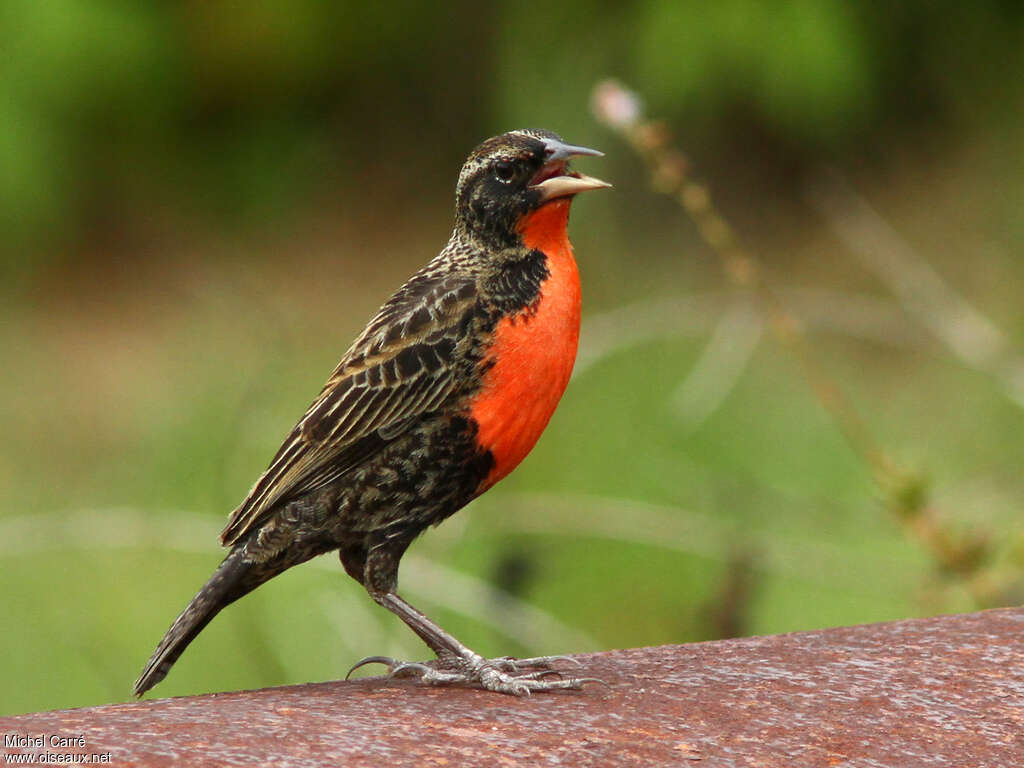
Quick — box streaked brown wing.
[220,270,478,546]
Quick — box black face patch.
[454,130,563,249]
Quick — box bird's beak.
[530,138,612,202]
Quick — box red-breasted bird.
[134,130,610,696]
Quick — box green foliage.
[634,0,873,141]
[3,1,1023,266]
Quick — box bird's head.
[454,129,610,248]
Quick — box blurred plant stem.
[592,79,1018,608]
[0,509,597,656]
[806,168,1024,412]
[699,543,759,640]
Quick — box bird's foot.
[347,652,602,695]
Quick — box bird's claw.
[345,655,400,680]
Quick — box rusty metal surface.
[3,608,1023,767]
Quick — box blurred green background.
[2,1,1023,716]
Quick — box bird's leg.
[373,592,471,660]
[373,592,578,670]
[347,591,600,695]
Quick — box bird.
[134,129,610,697]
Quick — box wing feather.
[220,270,478,545]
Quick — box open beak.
[530,137,612,203]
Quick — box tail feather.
[134,547,254,697]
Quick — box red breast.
[470,198,582,490]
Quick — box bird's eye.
[494,161,516,183]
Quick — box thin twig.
[576,288,934,380]
[0,509,596,654]
[591,80,884,472]
[591,79,1012,605]
[807,167,1024,411]
[485,492,920,593]
[670,297,762,430]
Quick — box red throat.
[518,197,573,253]
[469,198,582,491]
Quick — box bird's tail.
[134,545,275,697]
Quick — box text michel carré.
[4,734,87,749]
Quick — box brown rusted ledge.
[3,608,1023,766]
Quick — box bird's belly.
[470,241,581,491]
